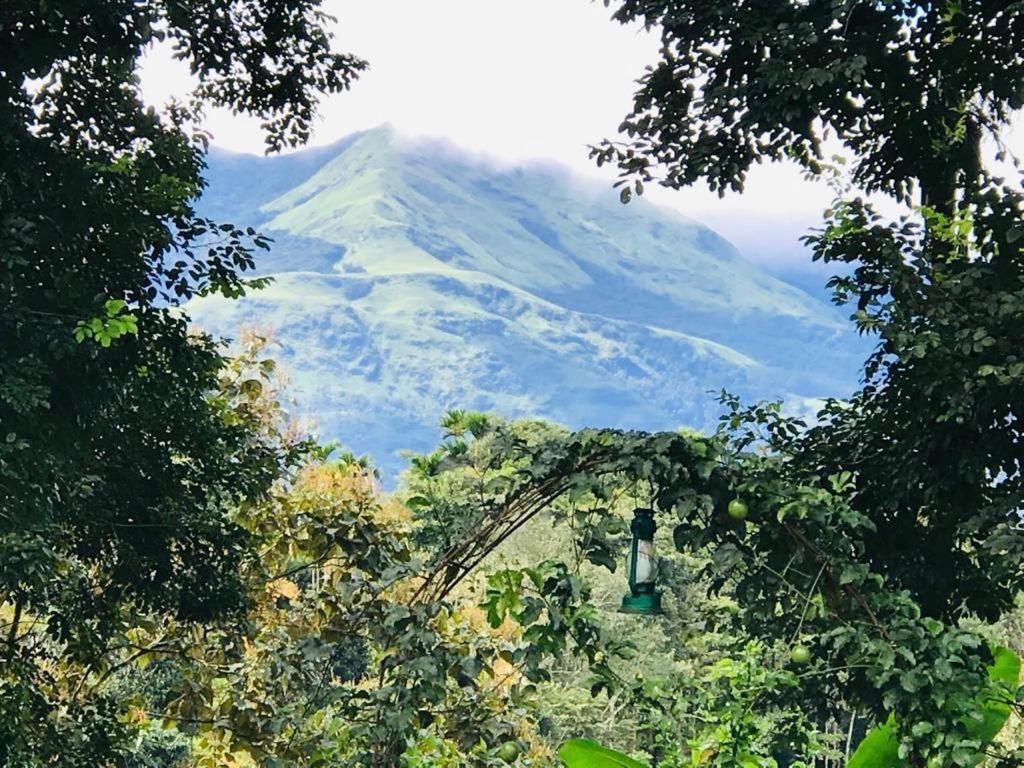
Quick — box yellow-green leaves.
[559,738,649,768]
[73,299,138,347]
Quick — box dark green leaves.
[0,1,364,761]
[848,647,1020,768]
[598,2,1023,204]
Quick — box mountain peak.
[192,130,865,480]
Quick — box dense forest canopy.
[1,1,1023,767]
[594,0,1024,621]
[0,2,362,762]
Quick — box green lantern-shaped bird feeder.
[619,508,663,615]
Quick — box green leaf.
[104,298,126,316]
[848,647,1020,768]
[586,550,617,572]
[971,645,1020,744]
[848,716,899,768]
[559,739,648,768]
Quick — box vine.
[411,406,1019,766]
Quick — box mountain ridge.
[191,126,866,479]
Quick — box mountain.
[190,126,867,480]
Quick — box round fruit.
[727,499,749,521]
[498,742,521,764]
[790,644,811,665]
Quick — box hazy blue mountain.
[191,126,867,479]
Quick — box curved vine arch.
[413,428,736,603]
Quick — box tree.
[91,378,573,766]
[595,1,1022,209]
[583,0,1024,761]
[593,0,1024,620]
[157,458,558,767]
[405,416,838,766]
[0,2,363,762]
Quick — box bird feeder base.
[619,591,663,616]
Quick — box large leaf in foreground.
[847,716,900,768]
[848,646,1020,768]
[559,739,649,767]
[973,645,1021,744]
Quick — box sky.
[139,0,1023,276]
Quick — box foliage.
[402,417,570,559]
[406,415,739,757]
[800,193,1024,622]
[0,339,608,767]
[74,396,582,766]
[626,641,837,768]
[558,641,838,768]
[594,1,1022,205]
[5,1,1024,765]
[147,456,573,767]
[0,327,304,765]
[0,1,363,762]
[408,408,1022,767]
[10,353,574,767]
[480,560,626,692]
[847,646,1021,768]
[582,1,1024,764]
[593,0,1024,621]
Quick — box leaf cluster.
[0,2,364,760]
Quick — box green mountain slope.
[191,126,865,478]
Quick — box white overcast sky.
[139,0,1024,273]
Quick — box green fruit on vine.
[927,755,944,768]
[727,499,749,521]
[498,742,522,764]
[790,644,811,665]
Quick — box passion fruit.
[790,644,812,665]
[498,742,522,764]
[727,499,749,521]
